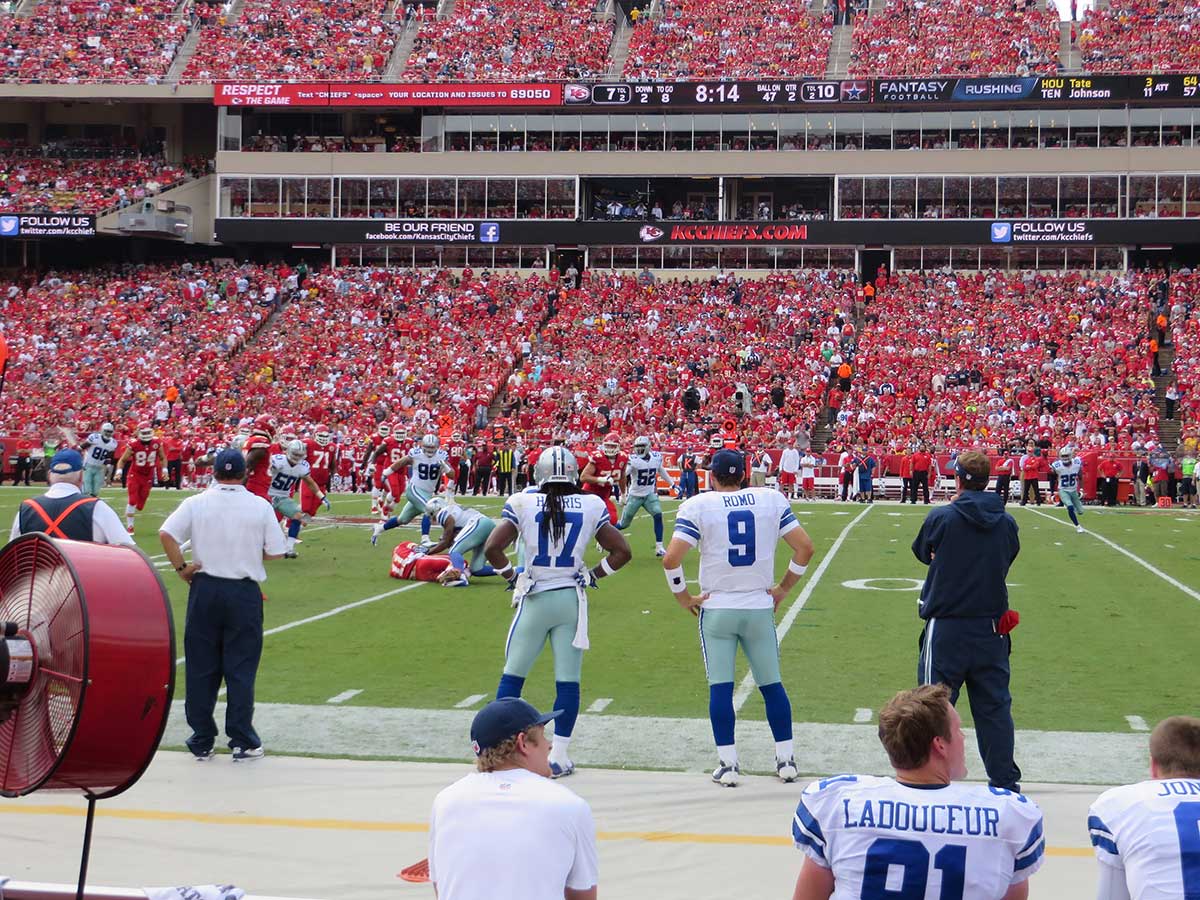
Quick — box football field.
[4,485,1197,782]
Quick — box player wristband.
[665,566,686,592]
[598,558,616,578]
[788,560,808,576]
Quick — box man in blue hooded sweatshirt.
[911,449,1023,792]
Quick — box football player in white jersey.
[377,434,453,547]
[1051,446,1086,534]
[268,440,330,558]
[1088,715,1200,900]
[617,435,676,557]
[80,422,118,497]
[408,495,500,587]
[792,684,1045,900]
[662,449,814,786]
[483,446,632,779]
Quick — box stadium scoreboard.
[215,75,1200,109]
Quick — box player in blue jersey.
[373,434,452,547]
[791,684,1044,900]
[1088,715,1200,900]
[1051,446,1086,534]
[419,495,499,587]
[617,435,676,557]
[483,446,632,778]
[662,449,814,786]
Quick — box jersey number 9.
[726,510,756,567]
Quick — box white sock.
[655,542,664,550]
[549,734,572,765]
[125,517,134,528]
[286,537,296,552]
[775,739,794,762]
[717,744,738,767]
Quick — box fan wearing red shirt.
[300,426,336,518]
[581,432,627,525]
[163,433,183,490]
[243,414,279,501]
[117,423,168,534]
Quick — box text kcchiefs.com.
[667,224,809,242]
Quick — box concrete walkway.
[1,752,1103,899]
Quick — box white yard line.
[854,708,872,723]
[588,698,613,713]
[453,694,488,709]
[327,689,363,705]
[1021,507,1200,604]
[173,581,429,665]
[733,503,875,711]
[1125,715,1149,732]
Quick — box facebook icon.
[479,222,500,243]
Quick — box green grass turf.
[2,486,1197,734]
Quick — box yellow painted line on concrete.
[0,803,1093,856]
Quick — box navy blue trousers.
[917,616,1022,792]
[184,573,265,753]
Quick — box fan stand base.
[76,794,97,900]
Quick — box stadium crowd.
[848,0,1059,77]
[184,0,398,82]
[1077,0,1200,73]
[0,153,192,213]
[402,0,613,83]
[623,0,831,80]
[0,0,186,83]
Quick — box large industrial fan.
[0,533,176,898]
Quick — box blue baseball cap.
[213,447,246,478]
[470,697,561,755]
[711,449,745,478]
[48,449,83,474]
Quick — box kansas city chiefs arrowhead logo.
[639,225,664,243]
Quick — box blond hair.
[475,725,541,773]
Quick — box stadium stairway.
[1153,344,1181,452]
[1059,21,1081,73]
[165,26,203,84]
[12,0,36,17]
[607,14,633,77]
[384,18,421,79]
[825,24,851,77]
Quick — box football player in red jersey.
[362,423,396,515]
[300,426,336,518]
[387,540,467,584]
[581,432,626,526]
[243,414,279,500]
[116,423,168,533]
[380,424,410,511]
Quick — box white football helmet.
[421,434,440,453]
[425,495,448,519]
[100,422,115,439]
[314,427,332,447]
[286,440,306,464]
[535,446,579,486]
[1059,446,1073,461]
[377,423,391,438]
[633,436,651,458]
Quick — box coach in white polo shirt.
[429,697,598,900]
[159,448,287,762]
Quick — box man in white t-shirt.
[429,698,599,900]
[799,451,820,501]
[778,440,801,499]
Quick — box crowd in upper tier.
[2,0,1196,82]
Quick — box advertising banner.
[0,214,96,238]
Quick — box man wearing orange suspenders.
[9,449,134,546]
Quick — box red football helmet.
[137,423,154,442]
[252,414,277,436]
[602,433,620,458]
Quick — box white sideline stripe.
[1022,507,1200,604]
[854,708,872,723]
[733,503,874,712]
[454,694,488,709]
[1126,715,1149,732]
[147,522,341,561]
[173,582,428,665]
[327,689,363,704]
[588,698,613,713]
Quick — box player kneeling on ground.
[483,446,632,779]
[663,449,814,787]
[617,435,675,557]
[791,684,1045,900]
[1088,715,1200,900]
[268,440,330,558]
[382,495,499,588]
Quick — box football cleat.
[712,763,741,787]
[420,536,434,548]
[371,523,384,545]
[777,758,799,783]
[231,746,265,762]
[1076,525,1085,534]
[283,551,298,559]
[549,760,575,779]
[654,546,666,558]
